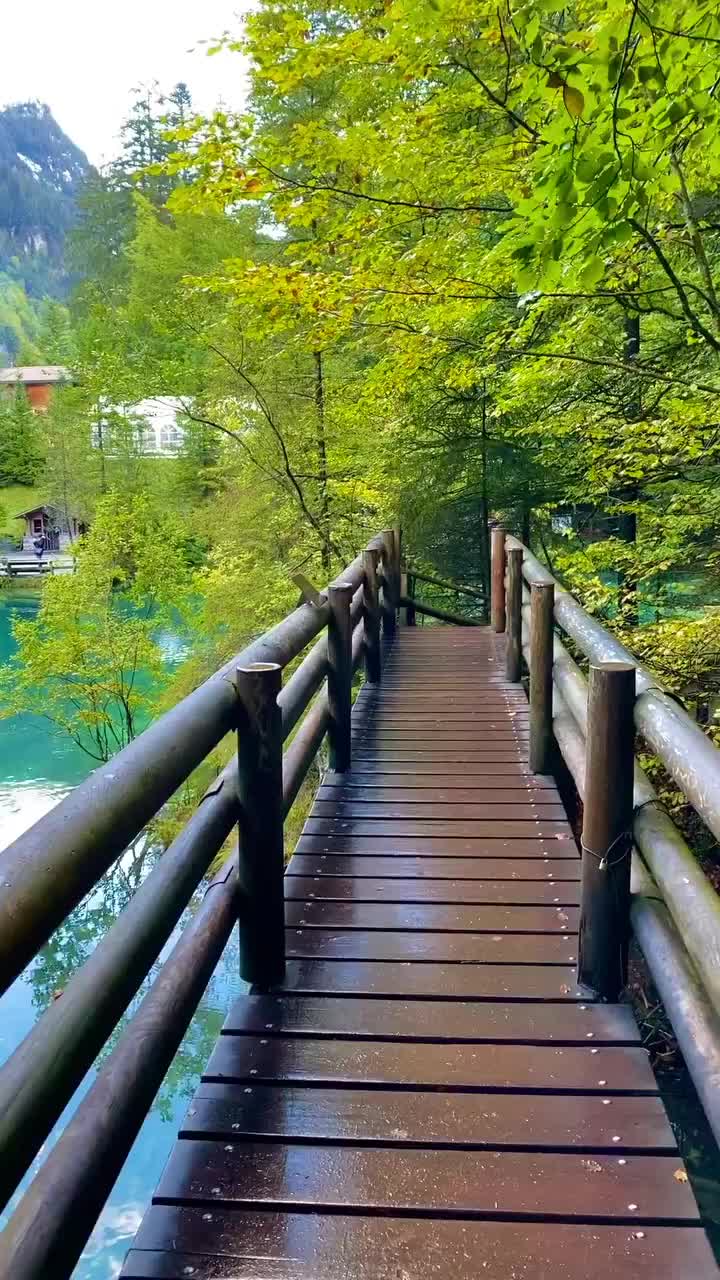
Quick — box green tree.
[40,386,102,530]
[166,0,720,601]
[0,386,44,484]
[0,492,192,761]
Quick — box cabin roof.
[0,366,71,386]
[14,503,80,520]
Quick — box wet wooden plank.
[204,1036,656,1094]
[303,819,572,839]
[284,876,580,905]
[287,854,580,880]
[312,801,566,820]
[222,993,639,1042]
[277,959,584,1000]
[354,696,530,708]
[123,1213,717,1280]
[285,900,579,933]
[351,747,535,757]
[183,1087,674,1151]
[322,772,558,790]
[154,1141,700,1223]
[357,728,528,736]
[356,703,530,713]
[354,715,531,727]
[296,834,578,856]
[285,928,577,964]
[295,834,578,857]
[319,783,561,801]
[355,730,530,742]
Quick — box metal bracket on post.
[235,662,285,989]
[578,662,636,1000]
[505,546,523,682]
[529,581,554,774]
[490,525,507,633]
[327,582,353,772]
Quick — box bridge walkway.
[121,627,714,1279]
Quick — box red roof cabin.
[0,366,70,412]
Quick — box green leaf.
[563,84,585,118]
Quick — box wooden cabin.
[0,366,70,412]
[15,504,85,552]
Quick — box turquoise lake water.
[0,588,244,1278]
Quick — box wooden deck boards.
[122,628,717,1279]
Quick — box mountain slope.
[0,101,91,300]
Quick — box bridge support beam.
[236,662,285,989]
[578,661,636,1000]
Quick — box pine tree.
[0,386,44,485]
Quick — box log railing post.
[381,528,397,644]
[529,581,554,773]
[505,546,523,682]
[393,525,403,604]
[362,547,381,682]
[406,570,416,626]
[578,662,636,1000]
[327,582,353,772]
[490,525,507,632]
[236,662,285,989]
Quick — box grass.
[0,483,44,541]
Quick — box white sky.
[1,1,251,166]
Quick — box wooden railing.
[493,530,720,1150]
[5,518,718,1276]
[0,528,405,1278]
[401,565,487,627]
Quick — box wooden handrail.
[406,567,486,602]
[0,527,398,1245]
[399,595,480,627]
[505,532,720,1150]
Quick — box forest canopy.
[4,1,720,752]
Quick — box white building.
[94,397,187,456]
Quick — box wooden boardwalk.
[122,628,717,1279]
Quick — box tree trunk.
[313,350,331,576]
[618,315,640,626]
[671,153,720,340]
[478,384,491,600]
[96,412,107,494]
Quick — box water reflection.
[0,840,243,1278]
[0,590,244,1278]
[0,780,71,848]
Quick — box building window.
[160,427,181,450]
[33,518,43,533]
[136,426,156,452]
[551,515,573,533]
